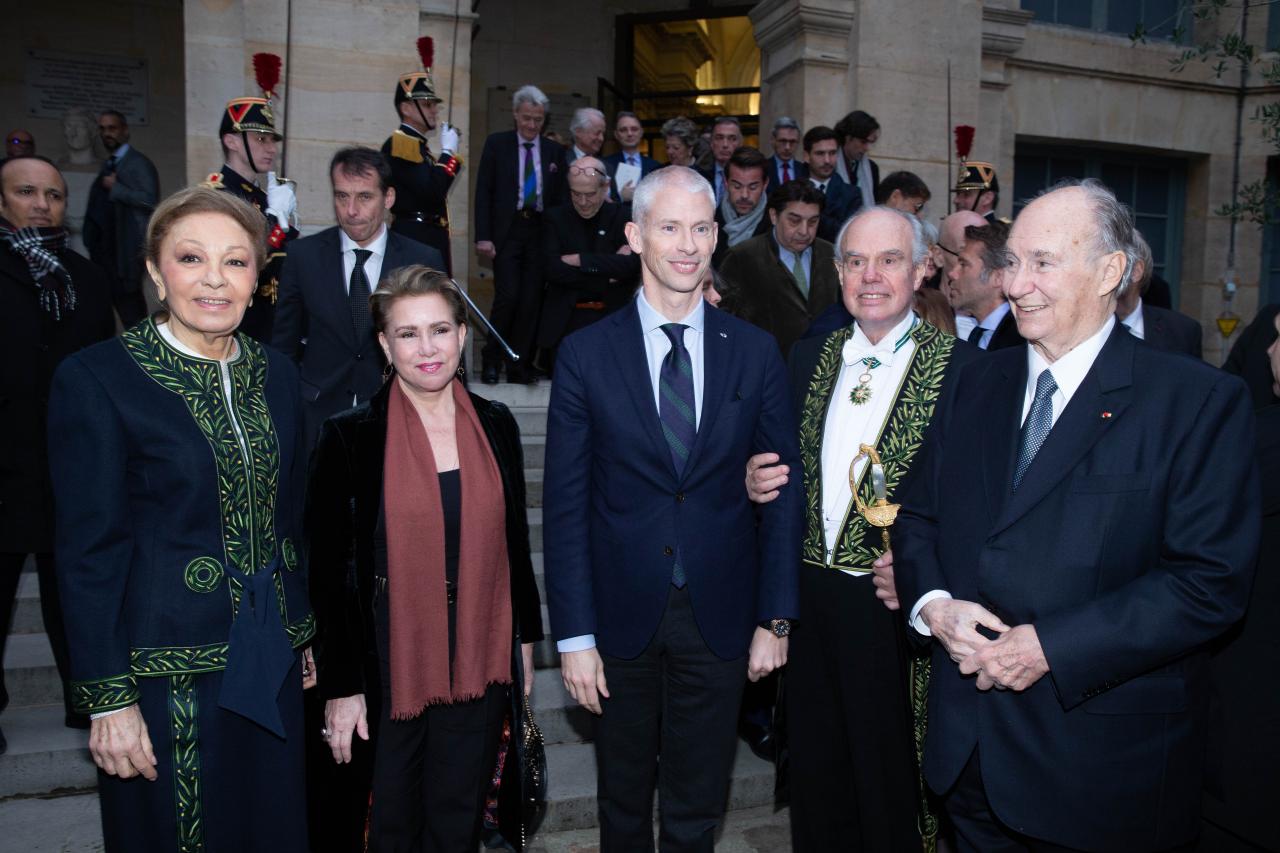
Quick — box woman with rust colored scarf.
[307,264,543,851]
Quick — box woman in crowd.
[48,186,315,852]
[308,265,543,851]
[661,116,699,167]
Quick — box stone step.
[3,632,63,708]
[513,408,549,438]
[526,469,543,508]
[478,382,552,410]
[0,704,94,798]
[521,436,546,470]
[12,570,43,635]
[539,739,776,834]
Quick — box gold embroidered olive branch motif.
[170,674,204,852]
[69,673,139,715]
[799,327,854,564]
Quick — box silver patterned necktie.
[1013,369,1057,491]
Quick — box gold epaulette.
[390,131,424,164]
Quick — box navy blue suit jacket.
[767,155,808,187]
[603,151,661,202]
[271,226,442,455]
[895,324,1260,851]
[814,172,856,244]
[543,298,803,661]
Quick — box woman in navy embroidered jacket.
[307,265,543,851]
[48,187,314,852]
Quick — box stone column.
[750,0,856,137]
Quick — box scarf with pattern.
[0,216,76,319]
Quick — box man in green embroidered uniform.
[746,206,978,851]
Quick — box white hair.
[570,107,605,133]
[834,206,930,267]
[512,85,549,112]
[631,167,715,227]
[1034,177,1137,295]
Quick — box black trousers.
[786,567,920,852]
[0,552,75,718]
[945,749,1196,853]
[596,585,746,853]
[483,214,545,370]
[368,683,506,853]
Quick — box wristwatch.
[760,618,792,638]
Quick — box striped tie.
[659,323,696,588]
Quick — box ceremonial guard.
[204,53,299,342]
[383,38,461,274]
[951,126,1001,223]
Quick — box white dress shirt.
[340,224,388,294]
[556,289,707,654]
[821,311,918,576]
[1120,298,1145,340]
[909,316,1117,634]
[954,313,978,342]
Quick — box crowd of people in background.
[0,47,1276,853]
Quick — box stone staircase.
[0,381,776,838]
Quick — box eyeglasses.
[8,137,32,145]
[568,165,603,177]
[936,243,960,258]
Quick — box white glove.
[265,171,298,228]
[439,123,460,156]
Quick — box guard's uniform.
[202,163,296,342]
[383,123,460,273]
[954,158,1003,223]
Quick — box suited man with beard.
[0,156,114,751]
[82,110,158,327]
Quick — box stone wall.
[0,0,185,244]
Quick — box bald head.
[568,155,610,219]
[940,211,987,252]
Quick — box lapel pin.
[719,331,728,338]
[1100,411,1113,419]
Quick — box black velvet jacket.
[305,380,544,841]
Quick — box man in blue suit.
[544,166,803,851]
[603,111,660,203]
[895,179,1260,852]
[273,147,442,457]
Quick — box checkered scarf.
[0,216,76,320]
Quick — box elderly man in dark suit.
[537,155,638,362]
[1116,230,1201,358]
[474,84,567,384]
[273,147,443,458]
[718,179,838,357]
[895,178,1259,852]
[82,109,158,327]
[767,116,808,188]
[545,166,803,850]
[0,156,115,750]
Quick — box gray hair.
[512,85,550,112]
[661,116,698,149]
[834,206,930,268]
[632,166,715,228]
[772,116,800,134]
[919,218,939,246]
[1035,177,1136,295]
[711,116,742,134]
[570,107,605,134]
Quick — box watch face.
[772,619,791,638]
